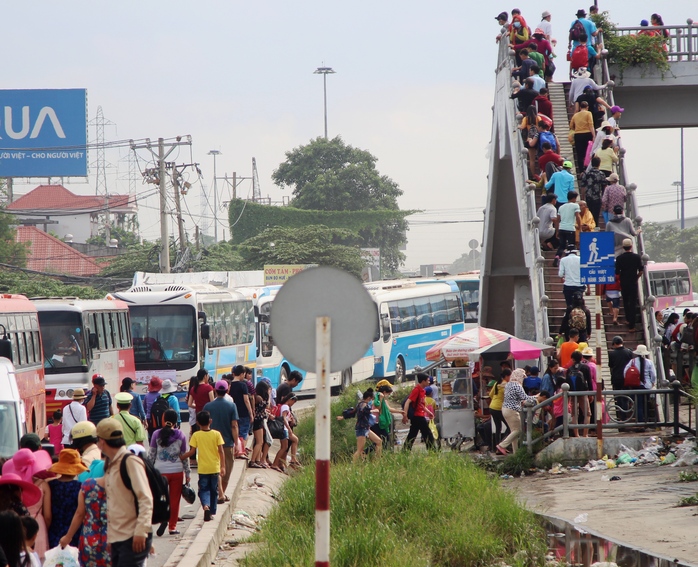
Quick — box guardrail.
[612,22,698,62]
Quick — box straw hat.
[1,449,52,484]
[581,347,594,357]
[72,388,87,401]
[0,473,42,507]
[49,449,88,476]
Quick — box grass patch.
[677,494,698,507]
[679,471,698,483]
[241,451,548,566]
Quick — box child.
[552,376,572,434]
[424,386,439,441]
[181,411,225,522]
[45,410,64,454]
[20,516,41,567]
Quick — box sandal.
[248,462,263,469]
[236,454,249,460]
[495,445,508,456]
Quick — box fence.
[612,23,698,63]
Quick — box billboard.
[264,265,312,285]
[0,89,87,177]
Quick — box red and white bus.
[0,294,46,434]
[33,298,136,418]
[646,262,693,311]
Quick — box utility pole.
[130,136,192,273]
[680,127,685,230]
[314,66,336,139]
[208,150,222,243]
[172,169,187,252]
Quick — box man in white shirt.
[537,194,559,250]
[559,245,585,307]
[62,388,88,445]
[538,10,553,41]
[554,191,581,266]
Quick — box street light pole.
[680,127,685,230]
[314,66,336,139]
[208,150,222,242]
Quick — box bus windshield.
[129,305,197,364]
[457,280,479,324]
[38,311,88,374]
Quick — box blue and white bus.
[366,280,465,382]
[110,284,256,389]
[413,271,480,328]
[237,285,375,394]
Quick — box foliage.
[238,225,367,277]
[449,250,481,274]
[242,452,548,567]
[188,241,245,272]
[269,137,411,275]
[0,210,29,268]
[86,226,140,248]
[0,271,102,299]
[642,222,698,278]
[679,471,698,482]
[590,11,617,38]
[96,243,162,278]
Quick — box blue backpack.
[539,130,557,152]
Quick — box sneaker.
[156,522,167,537]
[552,257,559,267]
[169,530,181,535]
[203,508,212,522]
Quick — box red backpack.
[623,360,642,388]
[570,44,589,70]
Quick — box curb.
[163,459,247,567]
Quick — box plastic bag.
[44,546,80,567]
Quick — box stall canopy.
[425,327,511,361]
[471,336,554,359]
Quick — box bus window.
[15,332,26,367]
[414,297,433,329]
[678,270,691,295]
[388,303,401,334]
[396,300,415,332]
[431,295,448,326]
[445,294,463,323]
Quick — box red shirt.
[539,151,563,170]
[533,95,553,120]
[189,383,214,413]
[408,385,427,417]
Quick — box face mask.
[514,21,521,29]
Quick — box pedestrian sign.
[579,232,615,284]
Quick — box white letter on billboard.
[30,107,66,139]
[4,106,30,140]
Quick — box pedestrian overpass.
[480,22,698,384]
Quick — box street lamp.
[314,66,336,139]
[208,150,222,242]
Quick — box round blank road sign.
[270,266,377,373]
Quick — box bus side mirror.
[258,313,270,324]
[89,333,98,349]
[381,314,391,342]
[198,311,207,323]
[200,324,210,340]
[0,337,12,361]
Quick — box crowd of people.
[0,364,304,567]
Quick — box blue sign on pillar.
[580,232,616,284]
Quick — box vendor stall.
[436,366,475,442]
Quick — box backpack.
[341,407,357,420]
[569,20,586,43]
[570,44,589,70]
[681,324,695,347]
[148,395,170,435]
[120,453,171,526]
[401,396,416,420]
[569,307,587,331]
[567,364,587,391]
[623,359,642,388]
[538,130,557,152]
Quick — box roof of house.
[15,226,103,277]
[7,185,134,213]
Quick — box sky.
[4,1,696,271]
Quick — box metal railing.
[612,22,698,62]
[521,381,696,452]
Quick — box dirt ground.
[512,464,698,564]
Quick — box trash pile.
[229,509,261,532]
[581,437,698,472]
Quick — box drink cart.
[436,366,475,444]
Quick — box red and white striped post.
[315,316,331,567]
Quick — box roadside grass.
[241,451,548,567]
[679,471,698,482]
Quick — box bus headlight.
[58,390,66,398]
[66,389,74,398]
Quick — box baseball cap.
[215,380,229,392]
[622,238,633,248]
[610,105,624,114]
[121,377,136,389]
[424,386,433,396]
[495,11,508,21]
[562,161,573,169]
[71,421,97,440]
[114,392,133,404]
[613,204,624,214]
[96,418,124,440]
[612,336,624,345]
[92,374,106,386]
[640,19,649,26]
[530,366,540,374]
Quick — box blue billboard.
[0,89,87,177]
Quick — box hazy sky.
[5,1,695,270]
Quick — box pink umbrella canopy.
[471,336,555,359]
[425,327,512,361]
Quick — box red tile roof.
[15,226,102,277]
[8,185,133,212]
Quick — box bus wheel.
[395,356,406,383]
[280,365,289,383]
[340,368,352,392]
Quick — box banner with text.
[264,264,311,284]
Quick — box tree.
[0,272,102,298]
[272,137,409,274]
[0,210,29,268]
[97,243,162,278]
[238,225,367,276]
[642,223,679,264]
[189,242,245,272]
[86,226,140,248]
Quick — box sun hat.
[375,379,394,389]
[581,347,594,357]
[19,433,42,451]
[161,379,178,394]
[71,421,97,440]
[147,376,163,392]
[48,449,88,476]
[77,459,105,482]
[573,68,591,79]
[511,368,527,384]
[633,345,651,356]
[2,449,52,483]
[0,473,42,507]
[622,238,633,248]
[542,10,551,18]
[96,418,124,440]
[576,9,587,17]
[608,173,619,183]
[72,388,87,401]
[610,105,624,114]
[215,380,229,392]
[533,28,546,36]
[563,160,573,169]
[114,392,134,405]
[92,374,106,387]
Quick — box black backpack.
[342,407,357,420]
[569,20,585,43]
[120,453,171,526]
[148,395,170,435]
[567,364,590,391]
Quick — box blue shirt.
[571,17,597,48]
[129,393,146,421]
[203,397,239,447]
[545,170,575,203]
[162,393,181,424]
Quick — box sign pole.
[315,316,331,567]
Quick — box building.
[14,226,102,276]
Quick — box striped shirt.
[502,381,538,411]
[84,390,112,425]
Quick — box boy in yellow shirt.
[181,411,225,521]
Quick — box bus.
[237,285,375,394]
[413,271,480,328]
[33,298,136,418]
[0,294,46,434]
[366,280,465,382]
[647,262,692,311]
[110,284,256,388]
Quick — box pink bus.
[647,262,693,311]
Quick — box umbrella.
[425,326,512,361]
[471,336,554,360]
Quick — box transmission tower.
[89,106,115,197]
[252,157,261,202]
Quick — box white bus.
[413,271,480,328]
[33,298,136,420]
[110,284,255,388]
[237,285,375,395]
[366,280,465,382]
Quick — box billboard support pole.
[159,138,170,273]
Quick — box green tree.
[642,223,679,263]
[189,241,245,271]
[0,210,29,267]
[97,243,162,278]
[272,137,408,274]
[86,226,140,248]
[0,272,102,298]
[238,225,366,276]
